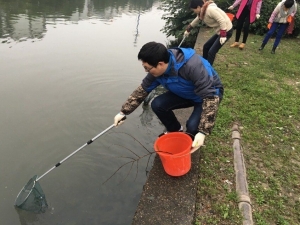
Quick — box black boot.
[259,43,265,50]
[271,46,276,54]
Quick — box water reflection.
[133,7,141,46]
[0,0,167,223]
[0,0,156,41]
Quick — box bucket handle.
[190,146,201,154]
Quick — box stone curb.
[232,123,253,225]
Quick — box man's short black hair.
[137,42,169,67]
[284,0,294,8]
[190,0,205,9]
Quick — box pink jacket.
[232,0,262,23]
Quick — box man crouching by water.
[113,42,223,152]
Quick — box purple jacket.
[233,0,262,23]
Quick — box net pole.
[178,36,186,48]
[36,124,115,181]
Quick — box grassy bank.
[194,32,300,224]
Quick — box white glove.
[228,5,234,10]
[220,37,227,45]
[256,14,260,19]
[114,112,126,126]
[191,132,205,153]
[184,30,190,37]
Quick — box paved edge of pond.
[132,28,252,225]
[131,107,200,225]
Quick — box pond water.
[0,0,172,224]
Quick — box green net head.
[15,175,48,213]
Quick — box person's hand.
[256,14,260,19]
[219,29,227,45]
[220,37,227,45]
[228,5,234,10]
[114,112,126,126]
[267,23,272,29]
[191,132,205,153]
[184,30,190,37]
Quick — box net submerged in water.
[15,175,48,213]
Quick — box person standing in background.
[184,0,233,66]
[259,0,297,54]
[228,0,262,50]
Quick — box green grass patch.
[194,32,300,224]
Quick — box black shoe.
[259,43,265,51]
[271,46,276,54]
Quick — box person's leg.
[231,7,248,47]
[151,91,194,132]
[203,34,219,61]
[226,28,233,41]
[203,34,220,65]
[237,8,250,49]
[241,11,250,44]
[186,103,203,137]
[262,23,279,45]
[234,18,244,42]
[273,23,288,49]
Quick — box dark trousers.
[235,7,250,43]
[151,91,203,136]
[203,28,233,65]
[262,22,288,48]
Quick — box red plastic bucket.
[154,132,192,176]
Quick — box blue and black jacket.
[120,48,223,118]
[141,48,223,103]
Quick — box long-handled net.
[15,175,48,213]
[14,122,123,213]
